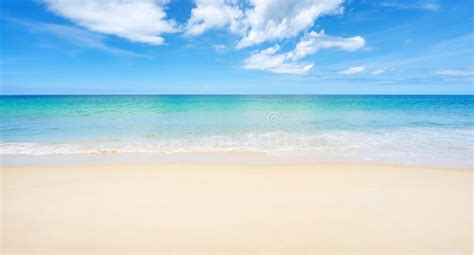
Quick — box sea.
[1,95,473,168]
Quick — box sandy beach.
[2,0,474,252]
[1,163,472,254]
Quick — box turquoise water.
[1,95,473,167]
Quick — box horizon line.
[1,93,473,96]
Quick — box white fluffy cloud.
[186,0,345,48]
[43,0,177,45]
[185,0,243,36]
[287,30,365,61]
[243,31,365,74]
[187,0,364,74]
[242,44,314,74]
[237,0,344,48]
[42,0,365,75]
[338,66,366,75]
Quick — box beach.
[2,0,473,252]
[2,162,472,254]
[1,95,473,253]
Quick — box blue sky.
[0,0,473,95]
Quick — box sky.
[0,0,473,95]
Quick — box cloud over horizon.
[41,0,366,75]
[43,0,178,45]
[2,0,473,94]
[185,0,346,49]
[243,31,365,74]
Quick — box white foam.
[1,128,473,168]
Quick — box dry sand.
[1,164,472,254]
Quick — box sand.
[1,163,472,254]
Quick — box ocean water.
[1,95,473,168]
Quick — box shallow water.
[1,95,473,168]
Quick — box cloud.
[42,0,178,45]
[185,1,364,74]
[1,15,144,57]
[371,67,388,75]
[185,0,243,36]
[243,31,365,74]
[242,44,314,74]
[381,1,440,11]
[433,68,474,77]
[236,0,344,49]
[338,66,366,75]
[186,0,345,48]
[38,0,365,75]
[287,30,365,61]
[39,23,147,57]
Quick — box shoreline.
[2,152,473,169]
[2,163,472,254]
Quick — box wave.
[1,128,473,168]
